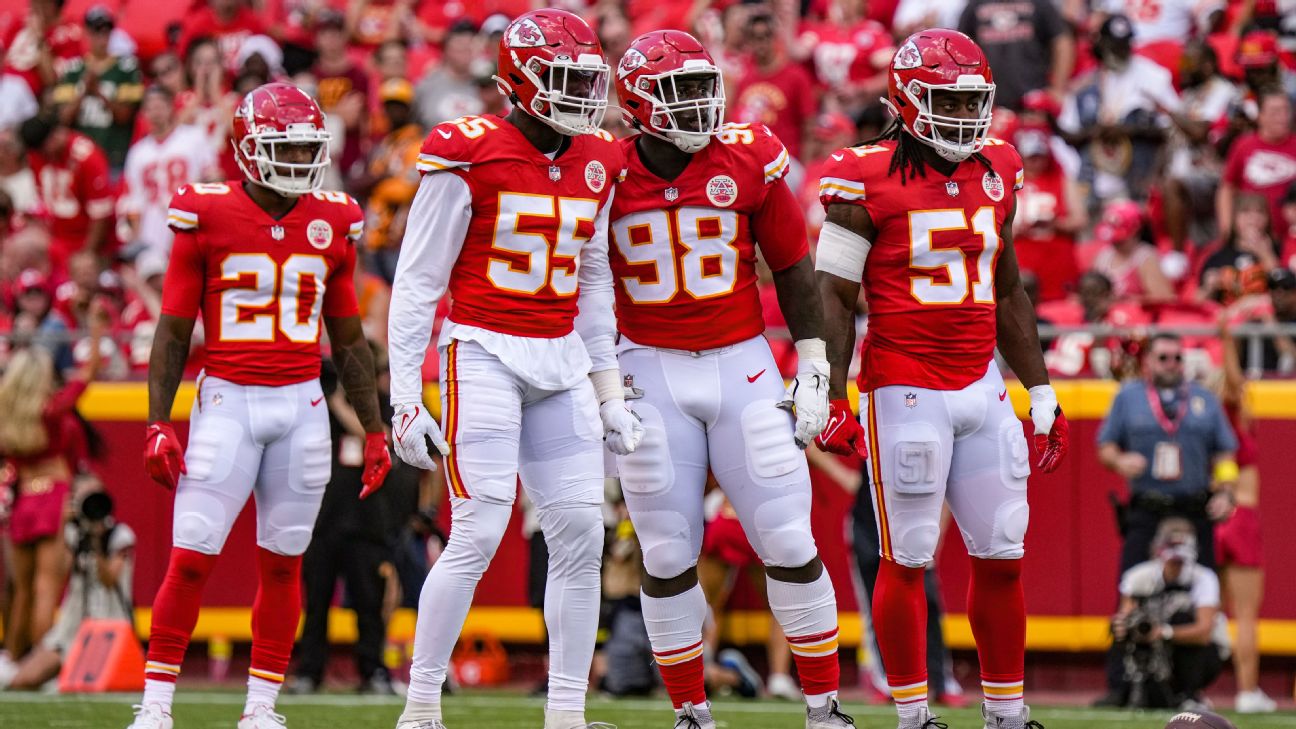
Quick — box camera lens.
[80,491,113,521]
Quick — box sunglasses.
[1155,353,1183,363]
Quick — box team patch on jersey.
[619,48,647,79]
[894,40,923,70]
[585,160,607,193]
[706,175,738,207]
[982,171,1005,202]
[506,18,546,48]
[307,219,333,249]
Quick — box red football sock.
[969,557,1026,713]
[248,548,303,687]
[653,641,708,709]
[873,558,928,711]
[786,628,841,697]
[145,547,218,683]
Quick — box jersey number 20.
[908,207,1000,306]
[220,254,328,343]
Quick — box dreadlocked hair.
[860,119,1001,186]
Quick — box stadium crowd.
[0,0,1293,717]
[0,0,1292,383]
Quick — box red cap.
[812,112,855,141]
[1095,200,1142,242]
[16,268,49,295]
[1021,89,1061,117]
[1236,31,1279,69]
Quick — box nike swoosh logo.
[999,390,1008,401]
[311,396,325,407]
[747,369,766,383]
[831,152,844,161]
[437,129,452,139]
[394,406,419,443]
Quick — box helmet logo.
[619,49,647,79]
[982,171,1004,202]
[507,18,547,48]
[894,40,923,70]
[307,219,333,250]
[585,160,607,193]
[706,175,738,208]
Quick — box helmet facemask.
[898,78,995,163]
[510,52,610,135]
[629,63,725,153]
[236,123,331,196]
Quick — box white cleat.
[806,697,856,728]
[673,702,715,729]
[395,722,446,729]
[768,673,801,701]
[238,704,288,729]
[542,709,616,729]
[898,707,947,729]
[1236,689,1278,713]
[126,704,174,729]
[981,704,1043,729]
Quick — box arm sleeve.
[574,188,618,374]
[159,230,205,319]
[387,172,472,405]
[752,177,809,272]
[323,241,360,318]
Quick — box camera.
[1118,601,1175,708]
[74,491,115,555]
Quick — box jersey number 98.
[610,208,740,303]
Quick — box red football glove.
[360,431,393,499]
[1034,409,1069,474]
[814,399,869,457]
[144,422,186,490]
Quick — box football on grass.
[1164,711,1237,729]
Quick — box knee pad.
[173,491,230,555]
[538,504,605,565]
[617,404,672,497]
[887,422,942,496]
[633,509,698,579]
[741,401,802,481]
[751,493,817,568]
[258,499,324,556]
[973,420,1030,559]
[442,499,513,573]
[891,522,941,568]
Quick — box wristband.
[590,369,624,404]
[1213,459,1239,484]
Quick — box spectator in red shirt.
[1091,199,1177,303]
[177,37,240,182]
[1218,88,1296,238]
[18,114,112,276]
[1,0,85,94]
[793,0,893,112]
[1013,125,1086,301]
[312,9,370,185]
[732,10,817,164]
[1280,181,1296,269]
[177,0,268,74]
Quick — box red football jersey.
[818,138,1024,392]
[796,20,893,89]
[28,132,113,244]
[160,182,363,386]
[416,114,622,338]
[610,123,807,350]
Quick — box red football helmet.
[231,82,331,196]
[495,9,610,136]
[617,30,725,153]
[886,29,996,163]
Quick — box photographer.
[1110,518,1227,710]
[0,481,135,690]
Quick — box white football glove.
[778,338,830,449]
[600,399,644,456]
[391,402,448,471]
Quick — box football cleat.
[982,704,1045,729]
[673,702,715,729]
[806,697,856,728]
[238,704,288,729]
[395,722,446,729]
[126,704,173,729]
[897,708,948,729]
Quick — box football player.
[611,31,846,729]
[385,10,641,729]
[133,82,392,729]
[815,30,1069,729]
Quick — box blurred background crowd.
[0,0,1295,711]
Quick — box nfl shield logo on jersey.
[270,225,284,241]
[706,175,738,207]
[307,219,333,249]
[982,171,1005,202]
[905,392,918,408]
[665,186,679,202]
[945,181,959,198]
[549,165,562,182]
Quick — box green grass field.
[1,692,1295,729]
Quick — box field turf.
[2,692,1295,729]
